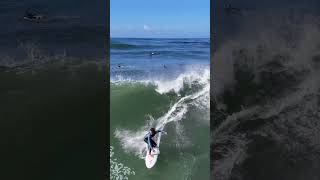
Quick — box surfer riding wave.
[144,128,167,154]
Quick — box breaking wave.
[113,68,210,158]
[212,10,320,180]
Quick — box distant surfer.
[117,63,125,69]
[224,2,242,16]
[23,9,47,22]
[144,128,166,154]
[24,10,36,19]
[149,52,159,57]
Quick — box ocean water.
[0,1,106,179]
[212,7,320,180]
[110,38,210,180]
[0,0,105,59]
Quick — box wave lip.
[153,68,209,95]
[111,66,210,95]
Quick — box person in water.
[144,128,166,154]
[24,10,36,19]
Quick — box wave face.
[212,9,320,180]
[110,38,210,180]
[113,68,209,157]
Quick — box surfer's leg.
[150,139,157,148]
[144,138,152,153]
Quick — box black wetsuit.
[144,130,162,152]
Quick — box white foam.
[111,67,210,96]
[110,146,136,180]
[154,68,209,95]
[114,130,148,159]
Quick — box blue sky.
[111,0,210,38]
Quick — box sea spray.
[110,146,135,180]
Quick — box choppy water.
[0,0,105,59]
[0,1,106,179]
[212,8,320,180]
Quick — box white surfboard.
[145,129,163,169]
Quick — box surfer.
[149,52,160,57]
[22,9,47,22]
[24,10,36,19]
[144,128,166,154]
[224,2,242,16]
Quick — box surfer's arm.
[157,130,167,134]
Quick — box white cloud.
[143,25,151,31]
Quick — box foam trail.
[114,130,147,158]
[155,82,210,129]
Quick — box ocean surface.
[110,38,210,180]
[0,1,106,179]
[0,0,105,60]
[212,5,320,179]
